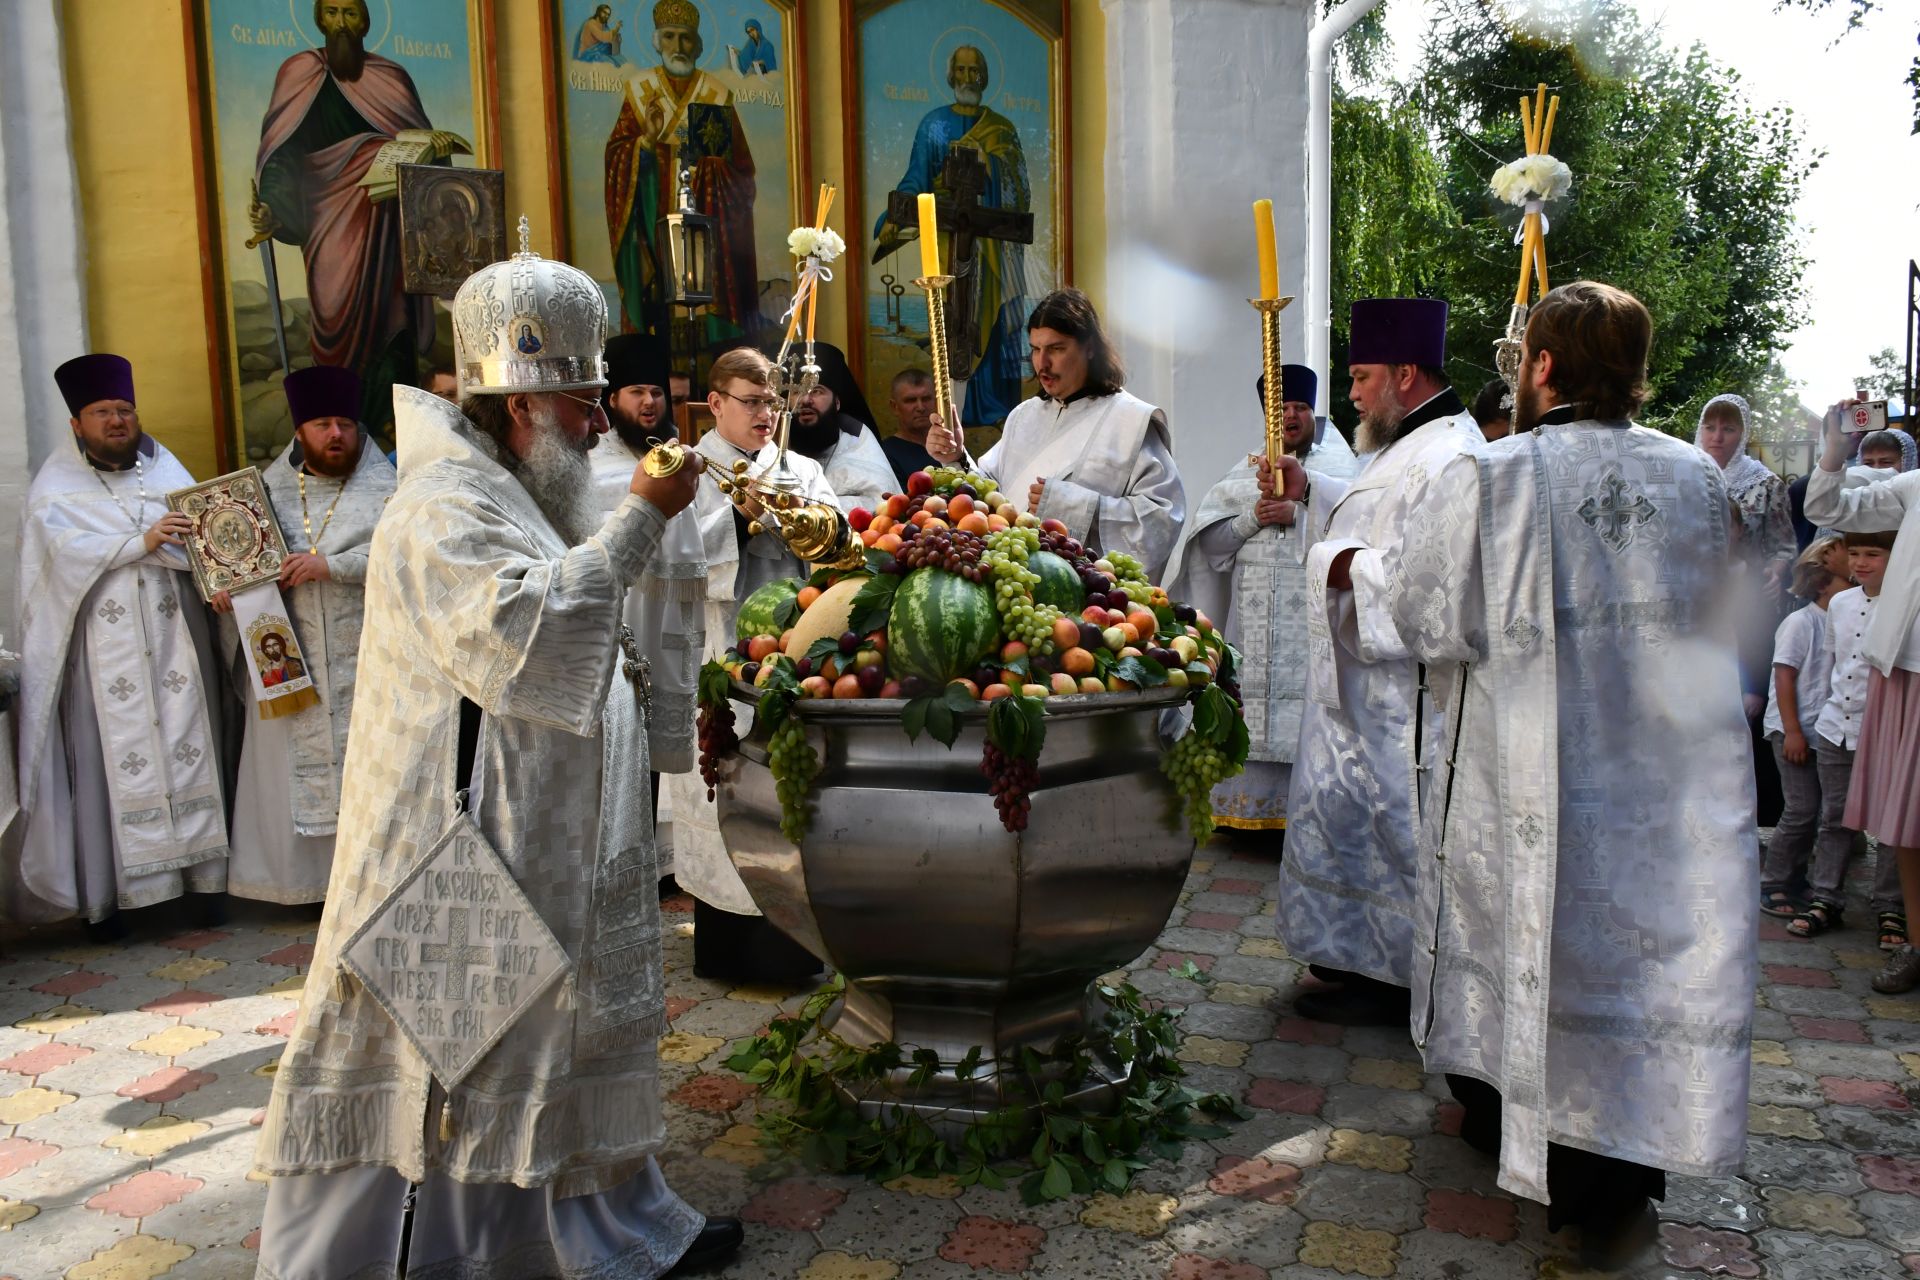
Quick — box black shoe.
[84,913,130,944]
[667,1217,743,1275]
[189,892,229,928]
[1577,1198,1657,1271]
[1294,985,1411,1028]
[1307,964,1355,985]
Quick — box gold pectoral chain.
[297,470,346,554]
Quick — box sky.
[1380,0,1919,407]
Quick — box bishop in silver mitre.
[1370,281,1754,1266]
[252,229,744,1279]
[1276,298,1483,1028]
[219,365,394,905]
[1165,362,1360,833]
[11,354,229,935]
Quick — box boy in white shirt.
[1760,549,1845,917]
[1790,530,1905,941]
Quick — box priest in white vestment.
[254,246,743,1279]
[926,288,1185,579]
[1382,283,1754,1267]
[1166,364,1361,833]
[10,354,229,932]
[590,332,708,880]
[781,342,900,515]
[1274,298,1482,1026]
[666,345,836,984]
[218,366,394,905]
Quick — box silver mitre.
[454,217,607,394]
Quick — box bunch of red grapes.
[981,741,1038,832]
[696,702,738,800]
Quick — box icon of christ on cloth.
[603,1,758,341]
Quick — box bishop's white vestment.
[1278,392,1481,984]
[11,436,228,921]
[667,432,839,916]
[1385,418,1755,1203]
[227,440,394,904]
[257,390,696,1252]
[1166,438,1363,830]
[969,390,1186,581]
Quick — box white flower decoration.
[1489,153,1572,206]
[787,226,846,263]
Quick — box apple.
[1107,675,1135,692]
[1118,646,1144,660]
[1021,683,1052,699]
[922,494,948,516]
[1093,558,1115,575]
[1101,626,1127,652]
[880,679,903,698]
[847,507,873,532]
[982,682,1013,701]
[1015,512,1042,529]
[755,662,780,688]
[1001,639,1029,662]
[799,675,831,698]
[1081,605,1110,625]
[854,649,885,671]
[884,493,911,520]
[1195,612,1215,636]
[1165,668,1191,690]
[1078,676,1106,694]
[1049,672,1078,696]
[746,635,780,663]
[1172,635,1201,664]
[906,470,934,497]
[1040,517,1068,534]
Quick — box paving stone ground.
[2,836,1917,1279]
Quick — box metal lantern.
[655,163,715,308]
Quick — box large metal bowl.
[716,684,1195,1124]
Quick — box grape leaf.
[901,695,933,743]
[1092,649,1116,677]
[926,700,960,748]
[1226,710,1251,768]
[1113,654,1170,688]
[1192,691,1221,738]
[773,594,803,630]
[863,547,892,574]
[1040,1157,1073,1200]
[1152,603,1177,637]
[1017,695,1047,760]
[987,697,1028,758]
[848,574,901,635]
[805,636,843,667]
[944,682,978,712]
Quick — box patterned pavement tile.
[1204,1155,1301,1207]
[1295,1218,1398,1277]
[1422,1187,1517,1241]
[0,1086,77,1125]
[65,1233,194,1280]
[102,1115,213,1159]
[797,1251,902,1280]
[815,1182,962,1263]
[1658,1222,1764,1277]
[740,1178,849,1231]
[935,1216,1046,1274]
[85,1170,205,1219]
[1076,1190,1179,1237]
[0,1137,60,1180]
[0,1042,93,1078]
[1747,1103,1824,1140]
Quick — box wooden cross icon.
[882,146,1034,373]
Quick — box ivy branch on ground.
[723,975,1249,1203]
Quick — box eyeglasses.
[554,389,605,413]
[717,389,781,414]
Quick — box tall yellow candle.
[917,192,941,277]
[1253,199,1279,301]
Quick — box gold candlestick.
[916,274,958,452]
[1249,296,1295,465]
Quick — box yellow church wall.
[65,1,1107,478]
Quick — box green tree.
[1856,346,1905,399]
[1327,0,1816,438]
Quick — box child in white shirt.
[1760,544,1845,917]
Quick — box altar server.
[1275,298,1481,1026]
[12,354,229,932]
[1165,364,1361,833]
[668,345,838,984]
[220,366,394,904]
[926,288,1186,579]
[1380,281,1754,1266]
[254,246,740,1279]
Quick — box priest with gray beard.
[254,244,743,1279]
[1272,298,1481,1029]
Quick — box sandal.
[1880,912,1909,952]
[1787,899,1842,938]
[1761,888,1804,918]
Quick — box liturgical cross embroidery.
[619,625,652,714]
[1577,473,1657,552]
[108,677,137,702]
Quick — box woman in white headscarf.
[1700,392,1795,825]
[1698,393,1796,569]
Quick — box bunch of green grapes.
[1161,731,1237,843]
[768,717,819,843]
[984,527,1061,653]
[928,467,998,497]
[1104,551,1155,606]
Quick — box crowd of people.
[5,246,1911,1275]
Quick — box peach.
[1051,615,1082,650]
[832,673,863,699]
[1049,672,1078,696]
[1078,676,1106,694]
[982,682,1014,701]
[746,635,780,662]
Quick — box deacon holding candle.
[924,285,1186,580]
[1268,298,1481,1028]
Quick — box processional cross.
[883,147,1034,371]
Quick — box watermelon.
[1028,550,1086,614]
[736,577,804,643]
[887,567,999,686]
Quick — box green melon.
[1028,550,1086,614]
[736,577,804,643]
[887,567,1000,686]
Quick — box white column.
[0,0,88,643]
[1101,0,1315,503]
